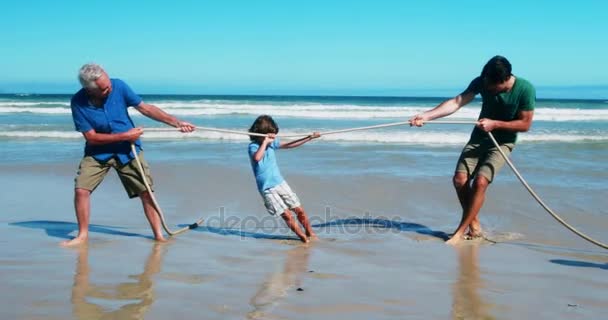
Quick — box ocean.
[1,93,606,182]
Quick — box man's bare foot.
[465,231,483,240]
[60,235,88,247]
[154,236,168,242]
[467,224,483,238]
[445,234,464,246]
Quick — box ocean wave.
[2,130,606,145]
[0,131,81,139]
[0,106,71,114]
[0,103,608,122]
[0,101,70,107]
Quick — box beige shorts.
[74,152,153,198]
[262,181,301,216]
[455,142,514,183]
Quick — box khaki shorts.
[74,152,154,198]
[455,142,514,183]
[262,181,301,216]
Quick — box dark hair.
[249,115,279,143]
[481,55,512,85]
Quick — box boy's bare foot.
[306,231,318,241]
[60,235,88,247]
[445,234,464,246]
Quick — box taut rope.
[144,120,607,249]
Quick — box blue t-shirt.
[71,79,143,165]
[248,137,285,192]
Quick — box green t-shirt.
[465,76,536,144]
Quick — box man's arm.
[280,132,321,149]
[477,110,534,133]
[135,102,196,132]
[82,127,143,145]
[410,90,477,126]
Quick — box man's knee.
[453,173,469,189]
[472,176,490,190]
[138,190,152,202]
[75,188,91,199]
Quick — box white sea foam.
[0,106,71,114]
[0,131,81,139]
[2,130,605,145]
[0,101,607,121]
[0,101,69,107]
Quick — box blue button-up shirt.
[71,79,143,165]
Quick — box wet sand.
[1,160,607,319]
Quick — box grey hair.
[78,63,106,89]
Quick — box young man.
[410,56,536,245]
[63,63,195,246]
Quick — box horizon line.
[0,91,606,101]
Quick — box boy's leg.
[293,207,317,239]
[272,182,314,240]
[281,210,308,243]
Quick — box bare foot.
[445,234,464,246]
[465,232,483,240]
[154,236,168,242]
[60,235,88,247]
[306,231,318,241]
[467,224,483,238]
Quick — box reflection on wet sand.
[248,246,311,319]
[451,244,493,320]
[71,244,165,320]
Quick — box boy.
[248,115,320,243]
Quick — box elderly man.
[410,56,535,245]
[62,63,195,246]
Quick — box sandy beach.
[1,155,607,319]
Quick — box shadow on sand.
[183,225,299,241]
[550,259,608,270]
[10,220,150,240]
[312,218,450,240]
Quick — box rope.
[145,119,606,249]
[130,144,204,236]
[146,120,477,138]
[485,131,608,249]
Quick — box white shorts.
[262,181,301,216]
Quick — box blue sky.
[1,0,607,97]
